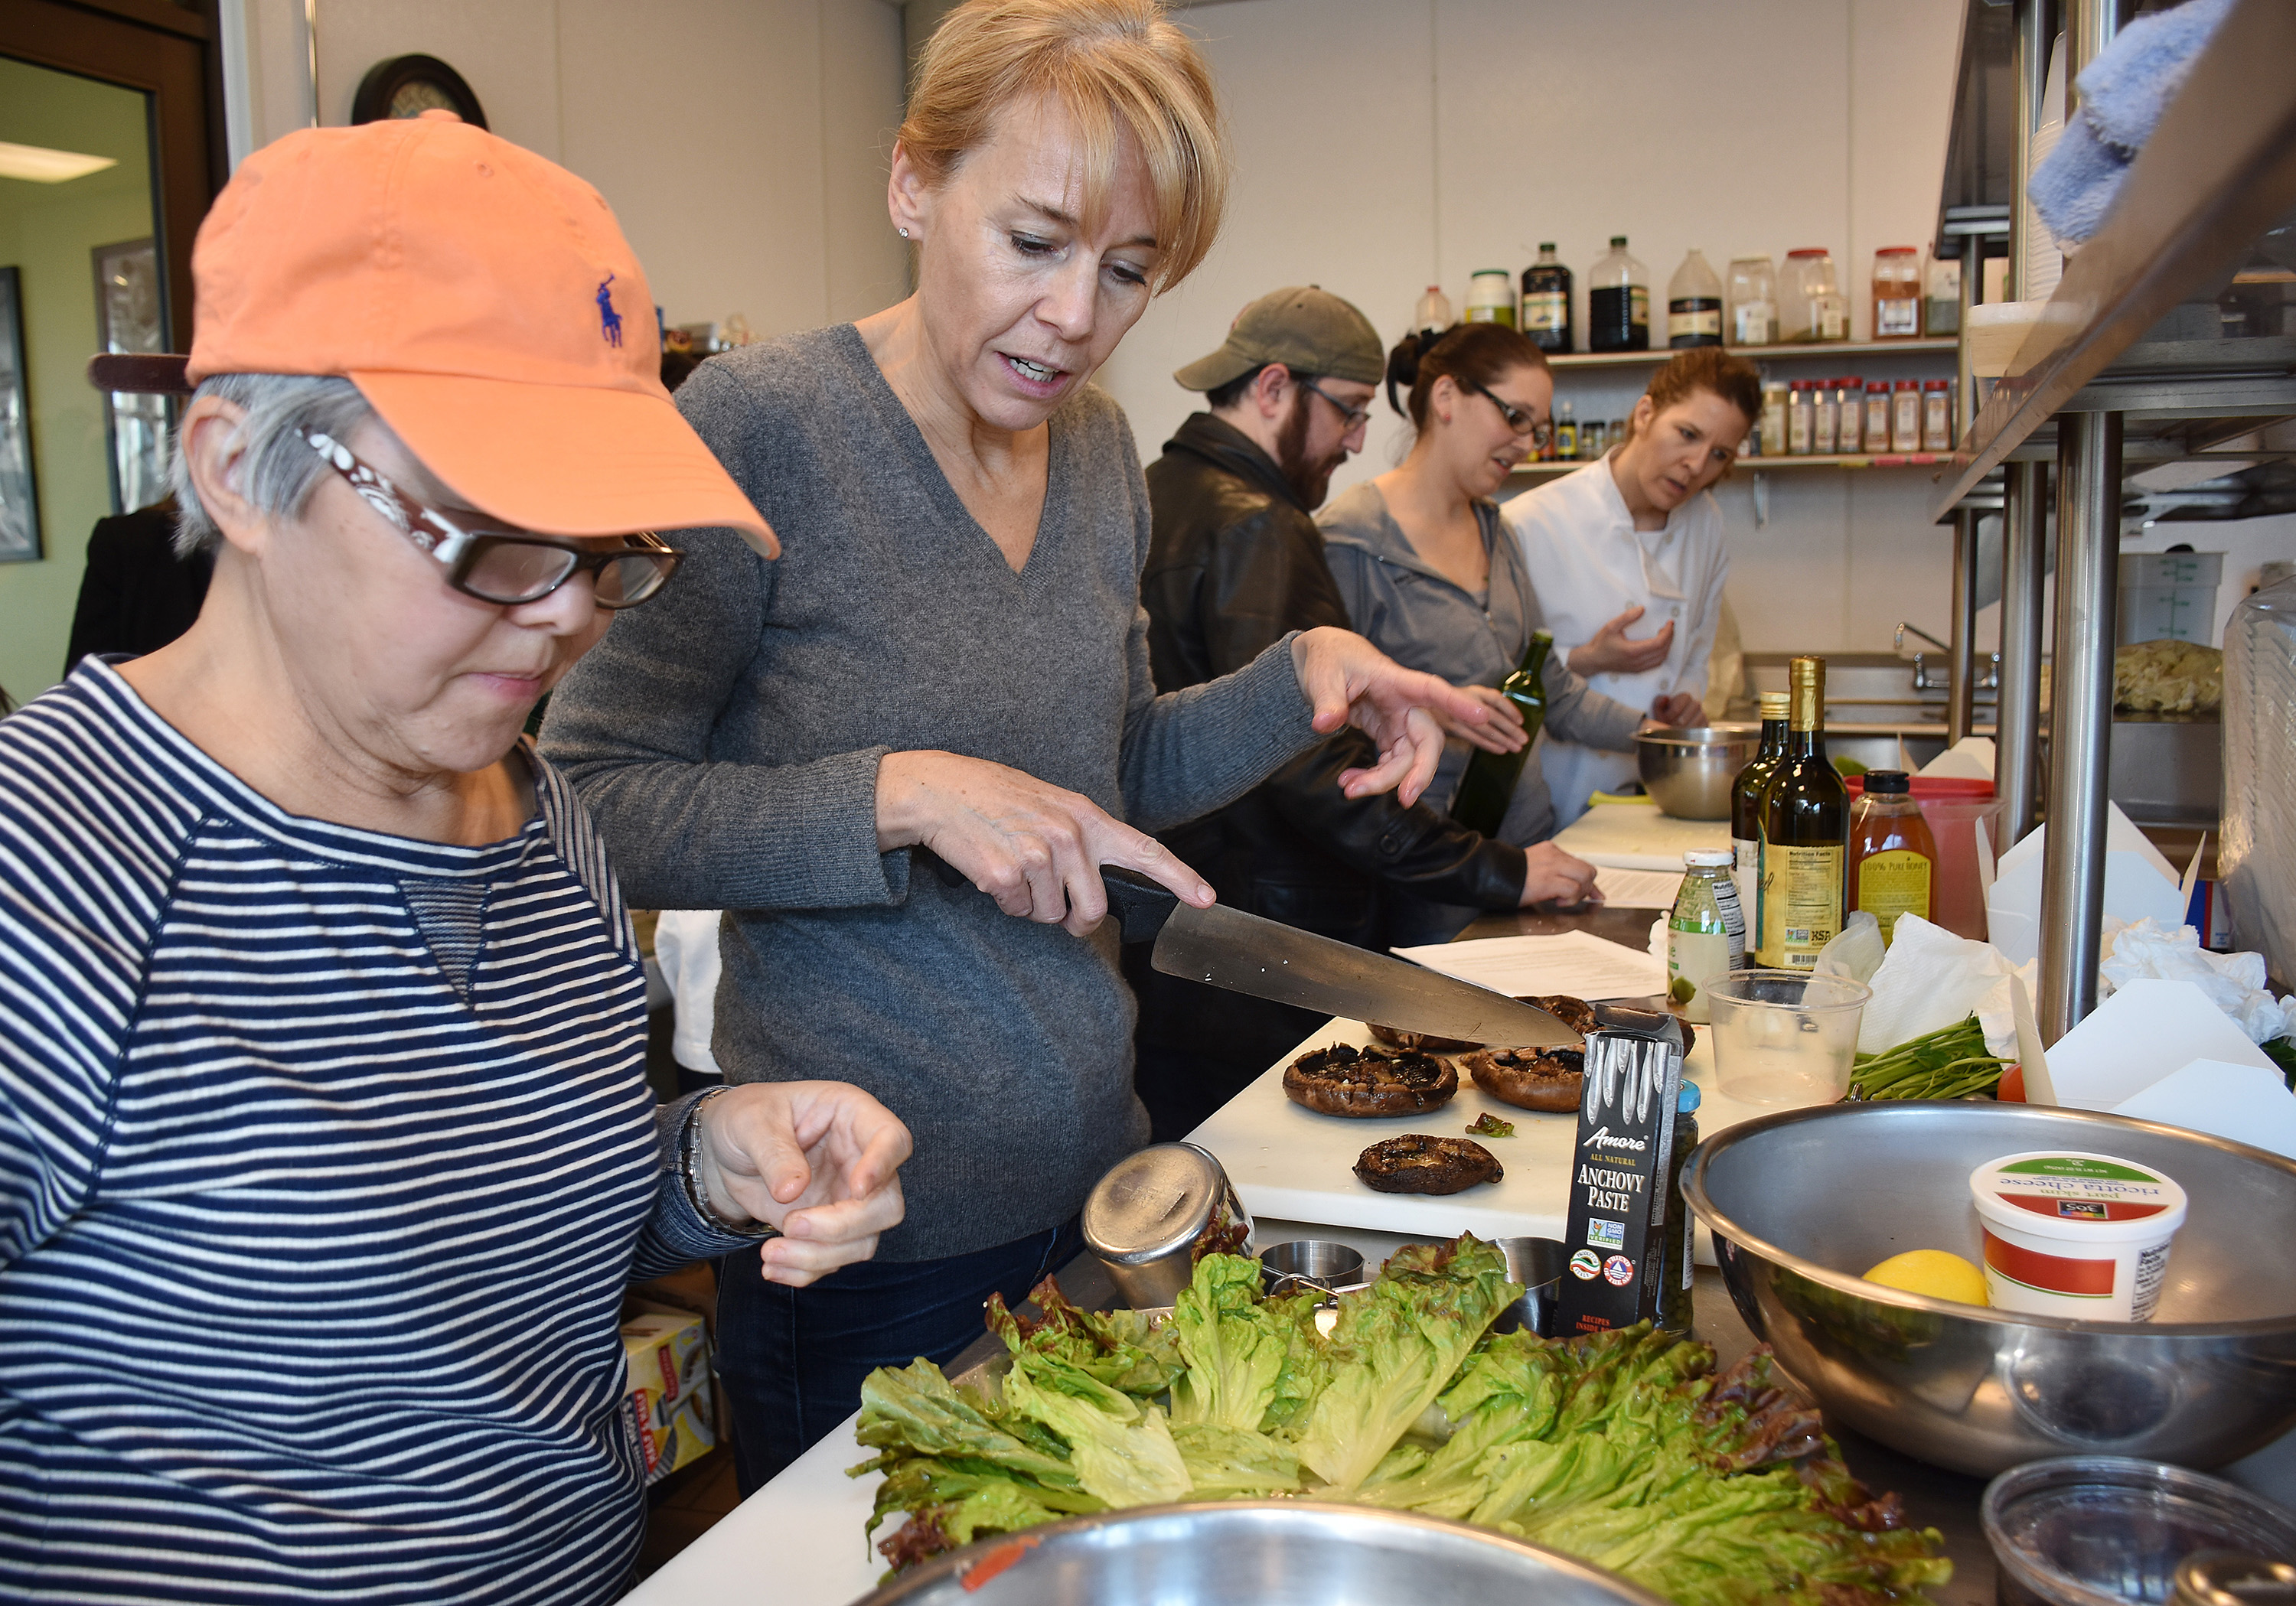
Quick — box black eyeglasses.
[302,429,682,609]
[1297,377,1374,432]
[1458,378,1554,449]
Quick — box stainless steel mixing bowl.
[1681,1100,2296,1477]
[851,1500,1672,1605]
[1635,725,1759,819]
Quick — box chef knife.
[913,852,1583,1047]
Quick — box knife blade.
[1097,868,1584,1051]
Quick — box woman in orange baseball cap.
[0,113,908,1601]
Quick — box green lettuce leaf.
[1002,1350,1191,1508]
[1170,1420,1300,1498]
[1169,1253,1291,1431]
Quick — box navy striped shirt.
[0,661,758,1603]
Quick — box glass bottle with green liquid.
[1453,630,1553,837]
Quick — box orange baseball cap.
[184,112,777,558]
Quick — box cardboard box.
[620,1308,716,1484]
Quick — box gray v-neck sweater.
[543,324,1320,1260]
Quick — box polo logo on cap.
[596,273,624,348]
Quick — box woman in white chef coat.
[1504,347,1762,826]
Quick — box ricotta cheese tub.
[1968,1151,2189,1321]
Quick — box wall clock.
[351,55,488,130]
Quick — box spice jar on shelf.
[1464,269,1516,327]
[1922,378,1955,452]
[1835,378,1864,453]
[1890,380,1922,452]
[1863,382,1891,453]
[1812,379,1839,454]
[1872,246,1923,339]
[1759,381,1789,458]
[1727,254,1778,346]
[1782,248,1848,343]
[1786,380,1816,455]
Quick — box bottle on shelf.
[1863,382,1892,454]
[1922,378,1955,451]
[1730,689,1792,929]
[1554,399,1578,461]
[1835,378,1862,454]
[1786,380,1815,455]
[1924,258,1962,337]
[1465,269,1516,327]
[1848,770,1938,945]
[1587,236,1649,353]
[1891,380,1922,452]
[1782,248,1848,343]
[1668,849,1746,1025]
[1812,379,1839,454]
[1873,246,1923,339]
[1453,630,1553,836]
[1581,418,1607,459]
[1727,254,1778,347]
[1414,284,1454,332]
[1756,656,1850,971]
[1758,382,1789,458]
[1520,243,1573,353]
[1667,249,1724,349]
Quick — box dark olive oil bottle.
[1728,689,1791,949]
[1453,630,1554,837]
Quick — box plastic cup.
[1705,969,1872,1107]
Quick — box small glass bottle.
[1835,378,1863,453]
[1465,269,1515,327]
[1760,382,1789,458]
[1922,378,1955,452]
[1667,249,1724,348]
[1580,417,1607,459]
[1872,246,1923,339]
[1924,257,1962,337]
[1655,1080,1701,1337]
[1812,380,1839,454]
[1786,380,1814,455]
[1520,243,1573,353]
[1414,284,1454,331]
[1891,380,1922,452]
[1864,382,1892,454]
[1849,770,1939,945]
[1587,236,1650,352]
[1668,849,1745,1024]
[1554,398,1578,460]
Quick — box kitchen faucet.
[1896,621,2000,695]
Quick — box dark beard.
[1274,393,1342,509]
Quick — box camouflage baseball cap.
[1173,285,1384,392]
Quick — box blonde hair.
[901,0,1227,294]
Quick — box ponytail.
[1384,321,1548,431]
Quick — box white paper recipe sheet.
[1391,930,1669,1001]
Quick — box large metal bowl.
[850,1500,1671,1605]
[1635,725,1759,819]
[1681,1100,2296,1477]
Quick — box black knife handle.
[1591,1001,1684,1051]
[912,850,1177,945]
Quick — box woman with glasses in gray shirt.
[1319,323,1704,940]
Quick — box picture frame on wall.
[92,239,172,518]
[0,265,37,563]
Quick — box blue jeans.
[714,1217,1084,1493]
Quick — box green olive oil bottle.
[1453,630,1554,837]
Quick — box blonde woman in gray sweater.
[1319,324,1704,940]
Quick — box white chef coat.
[1503,451,1731,826]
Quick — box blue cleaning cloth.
[2029,0,2236,245]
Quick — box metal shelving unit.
[1931,0,2296,1041]
[1544,337,1957,373]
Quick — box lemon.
[1861,1249,1990,1306]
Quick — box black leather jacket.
[1139,412,1527,946]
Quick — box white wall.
[1096,0,1973,656]
[223,0,908,341]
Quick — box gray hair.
[168,373,375,558]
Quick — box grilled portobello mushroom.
[1354,1133,1503,1194]
[1518,993,1598,1036]
[1365,1021,1482,1055]
[1464,1045,1587,1113]
[1283,1043,1457,1117]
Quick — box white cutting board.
[1189,1018,1771,1244]
[1550,803,1730,871]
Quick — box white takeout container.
[1968,1149,2188,1321]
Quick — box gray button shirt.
[1319,481,1645,846]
